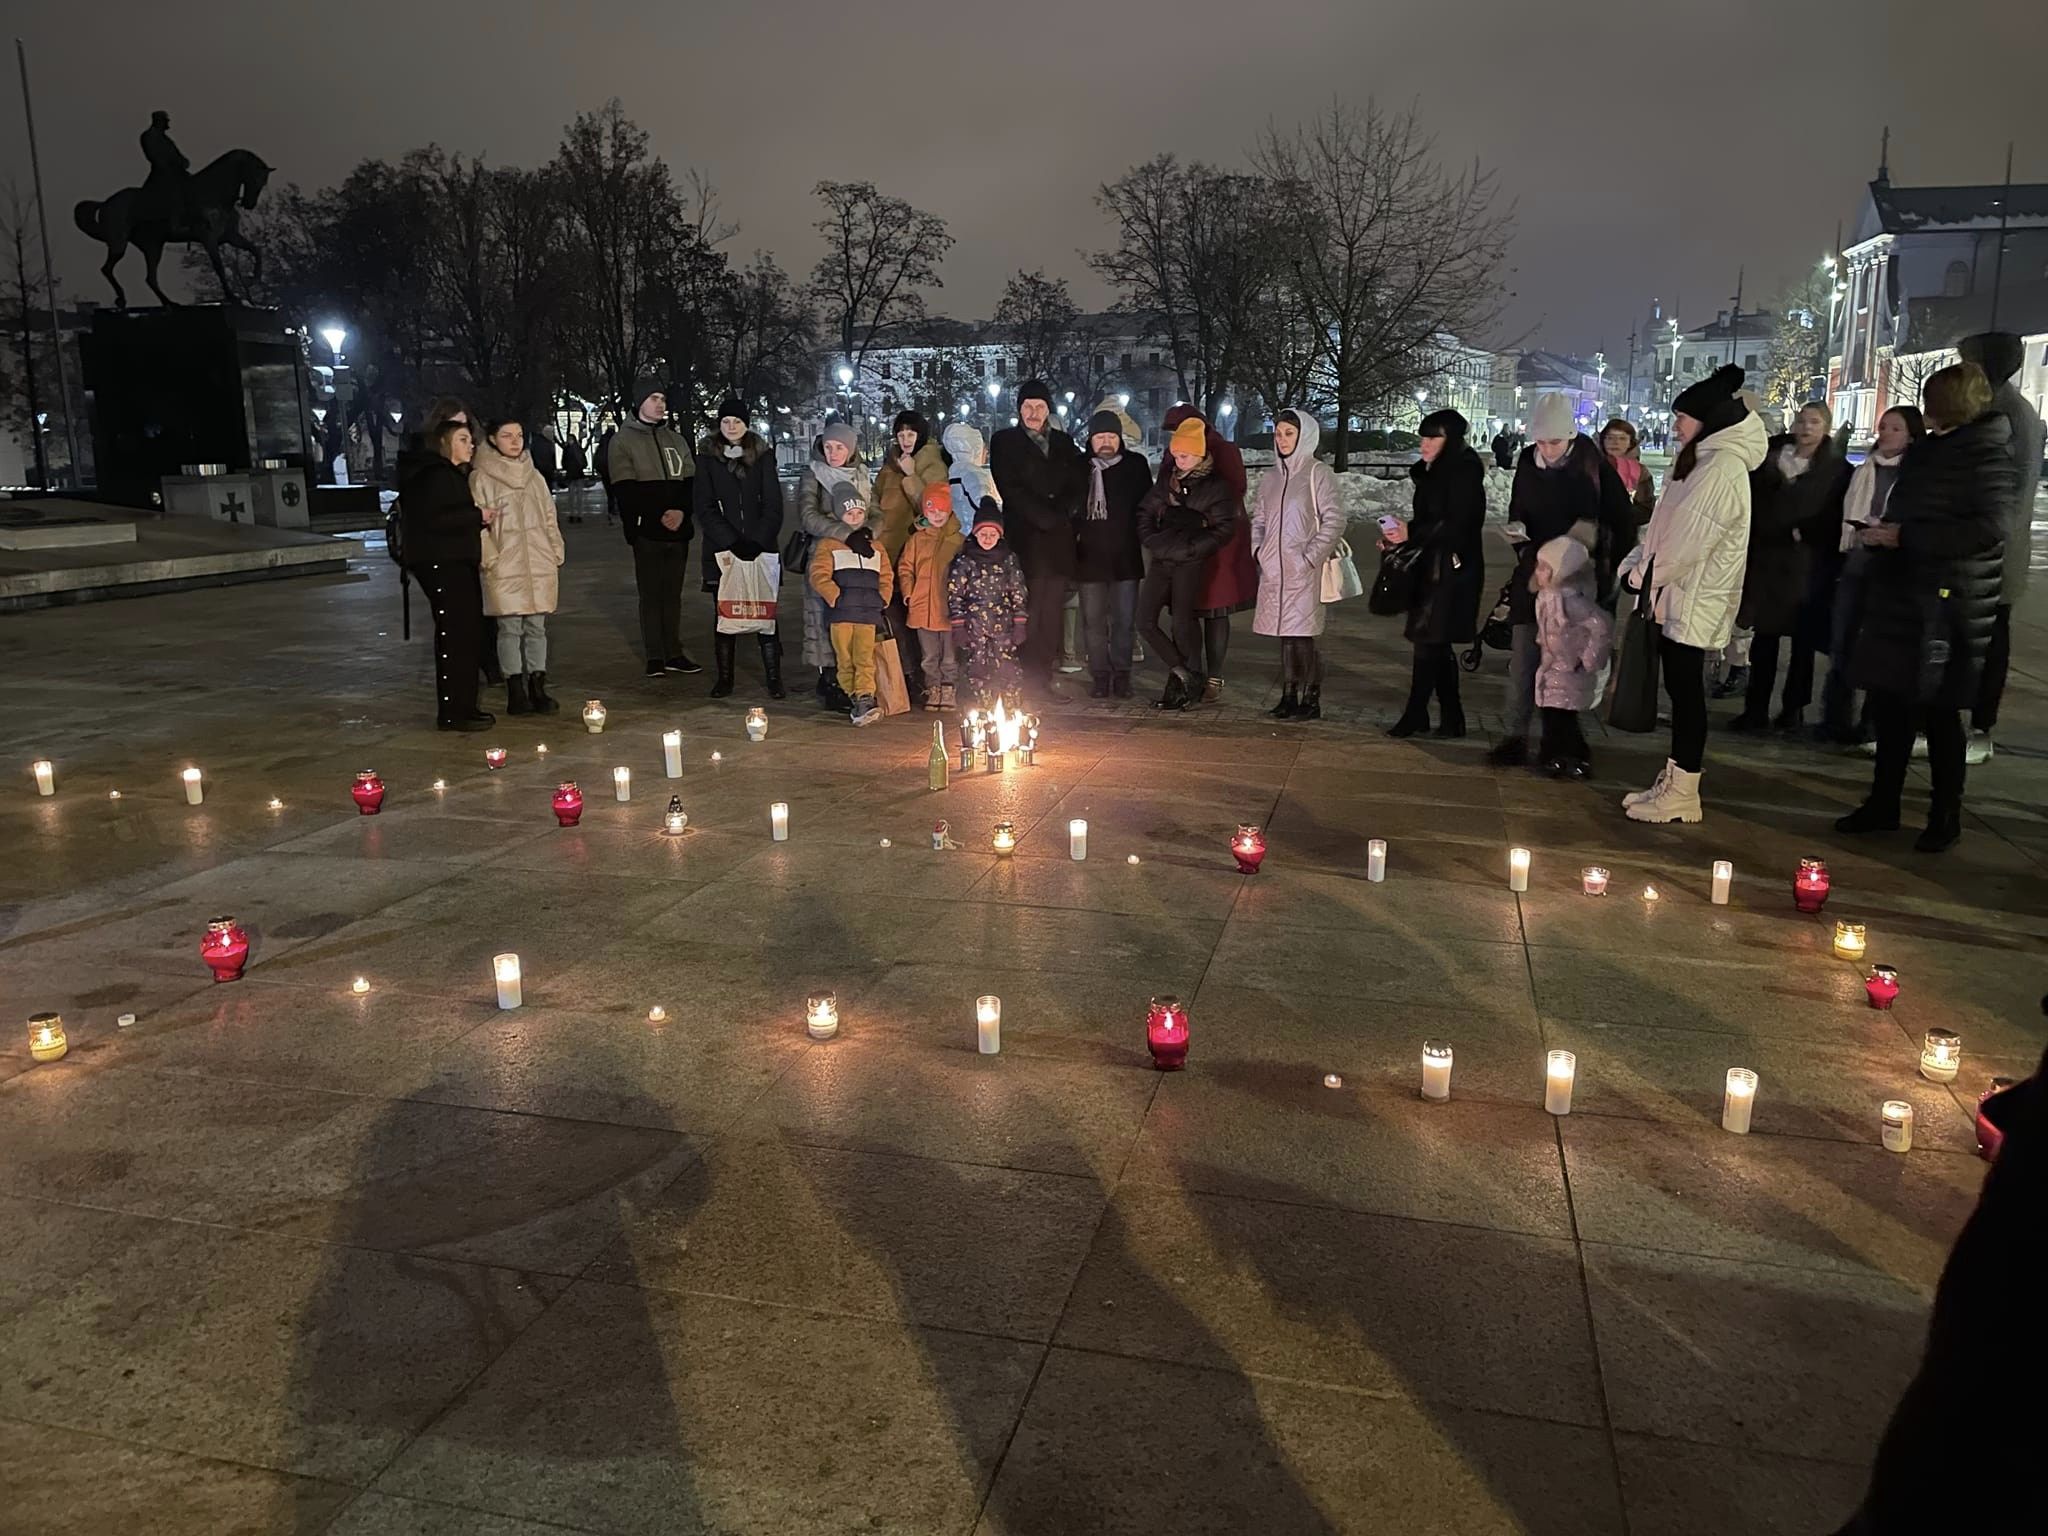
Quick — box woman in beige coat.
[473,419,566,715]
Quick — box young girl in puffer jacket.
[1532,535,1613,780]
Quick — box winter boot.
[1296,685,1322,721]
[1621,761,1673,809]
[1271,686,1301,720]
[1625,763,1704,823]
[850,693,881,727]
[759,636,786,699]
[1154,671,1193,712]
[937,684,956,710]
[1111,672,1133,698]
[1201,677,1225,705]
[1091,673,1112,699]
[528,671,561,714]
[1835,801,1902,835]
[1916,805,1962,853]
[1710,664,1749,700]
[709,634,737,699]
[1965,730,1994,765]
[819,666,851,712]
[506,674,533,716]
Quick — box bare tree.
[713,251,817,411]
[1762,268,1837,418]
[809,181,953,380]
[1253,100,1512,468]
[994,268,1081,389]
[1238,269,1325,427]
[0,184,58,487]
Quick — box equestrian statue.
[73,112,271,309]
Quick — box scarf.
[1840,449,1903,552]
[1086,451,1121,521]
[1609,454,1643,493]
[723,442,745,460]
[1026,427,1051,457]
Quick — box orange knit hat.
[1169,418,1208,457]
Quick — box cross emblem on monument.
[220,492,246,523]
[281,481,301,507]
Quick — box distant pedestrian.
[1819,405,1924,744]
[472,419,565,717]
[594,424,617,523]
[1491,425,1521,471]
[988,380,1085,698]
[1253,408,1347,722]
[1162,404,1256,705]
[694,397,786,700]
[1962,330,2045,763]
[608,381,699,678]
[562,434,587,482]
[532,423,560,485]
[1138,418,1240,713]
[1073,410,1149,699]
[1386,408,1486,736]
[398,418,496,732]
[1601,418,1657,526]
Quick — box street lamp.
[1219,401,1234,417]
[320,325,347,364]
[987,382,1000,403]
[1118,393,1130,407]
[836,364,853,388]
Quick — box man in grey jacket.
[608,379,700,677]
[1961,332,2044,761]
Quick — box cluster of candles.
[955,704,1039,773]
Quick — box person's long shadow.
[279,1086,708,1532]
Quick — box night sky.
[9,1,2042,357]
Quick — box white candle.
[1545,1050,1577,1115]
[182,767,204,805]
[613,766,632,802]
[806,992,838,1040]
[1880,1100,1913,1153]
[1367,839,1387,882]
[1069,819,1088,860]
[32,760,54,796]
[770,802,789,841]
[1508,847,1529,893]
[1421,1040,1453,1102]
[662,730,683,778]
[977,995,1001,1054]
[1711,860,1733,906]
[351,976,370,995]
[648,1005,667,1024]
[494,952,523,1010]
[1722,1068,1756,1134]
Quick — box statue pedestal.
[161,465,310,529]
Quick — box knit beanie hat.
[1672,364,1745,422]
[821,422,859,455]
[1528,392,1574,441]
[920,482,953,522]
[1960,331,2024,385]
[891,409,930,441]
[631,377,664,415]
[1169,418,1208,458]
[972,501,1005,534]
[716,396,747,426]
[832,484,867,518]
[1418,407,1470,443]
[1017,378,1053,408]
[1086,409,1124,444]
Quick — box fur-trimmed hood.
[698,431,770,468]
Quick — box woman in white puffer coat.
[1615,365,1764,823]
[473,419,567,716]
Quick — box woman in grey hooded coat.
[1251,409,1347,719]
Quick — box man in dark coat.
[1962,330,2046,759]
[988,378,1085,695]
[608,380,700,677]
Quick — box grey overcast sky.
[8,0,2043,358]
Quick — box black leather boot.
[759,635,786,699]
[528,671,560,714]
[1297,685,1322,721]
[506,674,533,716]
[709,634,737,699]
[1270,686,1300,720]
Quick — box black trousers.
[1138,560,1205,676]
[1745,630,1816,716]
[1661,640,1708,772]
[1539,706,1589,762]
[1972,602,2012,732]
[633,540,690,662]
[1868,690,1966,815]
[1400,641,1457,715]
[415,562,482,723]
[1022,570,1069,681]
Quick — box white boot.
[1621,759,1673,810]
[1966,730,1994,766]
[1626,762,1703,823]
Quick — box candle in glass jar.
[1581,866,1609,897]
[493,953,523,1010]
[1977,1077,2018,1162]
[32,760,54,796]
[551,782,584,827]
[182,767,204,805]
[27,1012,68,1063]
[992,820,1017,857]
[200,915,250,982]
[351,770,385,815]
[1421,1039,1454,1102]
[1711,860,1733,905]
[770,801,789,841]
[484,747,507,770]
[1545,1050,1577,1115]
[582,700,606,733]
[613,766,631,802]
[1231,824,1267,874]
[1145,996,1190,1070]
[1508,847,1530,892]
[745,708,768,742]
[1864,964,1899,1009]
[1880,1100,1913,1153]
[662,796,688,836]
[1067,819,1088,860]
[1793,857,1830,913]
[1918,1029,1961,1083]
[1832,920,1867,959]
[662,730,683,778]
[977,995,1001,1054]
[1367,839,1387,882]
[1722,1068,1757,1134]
[806,991,839,1040]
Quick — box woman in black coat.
[1389,409,1487,737]
[1138,425,1240,712]
[694,397,787,699]
[398,417,496,731]
[1837,363,2015,852]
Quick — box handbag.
[873,620,912,717]
[1367,543,1426,616]
[1605,560,1661,734]
[1321,537,1365,603]
[780,529,810,580]
[714,551,781,634]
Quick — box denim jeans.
[495,613,548,675]
[1078,579,1137,677]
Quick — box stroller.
[1461,522,1528,672]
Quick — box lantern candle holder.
[1880,1100,1914,1153]
[1581,866,1609,897]
[806,992,839,1040]
[992,820,1017,857]
[32,760,54,796]
[27,1012,68,1063]
[1722,1067,1757,1134]
[494,953,523,1010]
[1918,1029,1961,1084]
[1421,1039,1454,1102]
[662,796,688,836]
[1146,996,1190,1070]
[1545,1050,1577,1115]
[582,700,607,734]
[1711,860,1733,905]
[1069,819,1088,860]
[1864,964,1900,1010]
[1508,847,1530,893]
[182,767,204,805]
[351,770,385,816]
[1232,825,1267,875]
[745,708,768,742]
[613,766,632,802]
[1793,857,1830,913]
[977,995,1001,1055]
[770,802,789,841]
[200,915,250,983]
[551,782,584,827]
[1367,839,1387,883]
[662,730,683,778]
[484,747,507,770]
[1832,920,1867,960]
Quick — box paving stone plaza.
[4,519,2044,1535]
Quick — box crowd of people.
[390,336,2040,853]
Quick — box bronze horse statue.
[73,148,271,309]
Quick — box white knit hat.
[1529,392,1574,442]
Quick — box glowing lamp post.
[1146,996,1190,1070]
[1231,825,1267,874]
[200,916,250,983]
[351,770,385,815]
[551,782,584,827]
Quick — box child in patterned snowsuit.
[946,500,1028,707]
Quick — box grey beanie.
[821,422,858,454]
